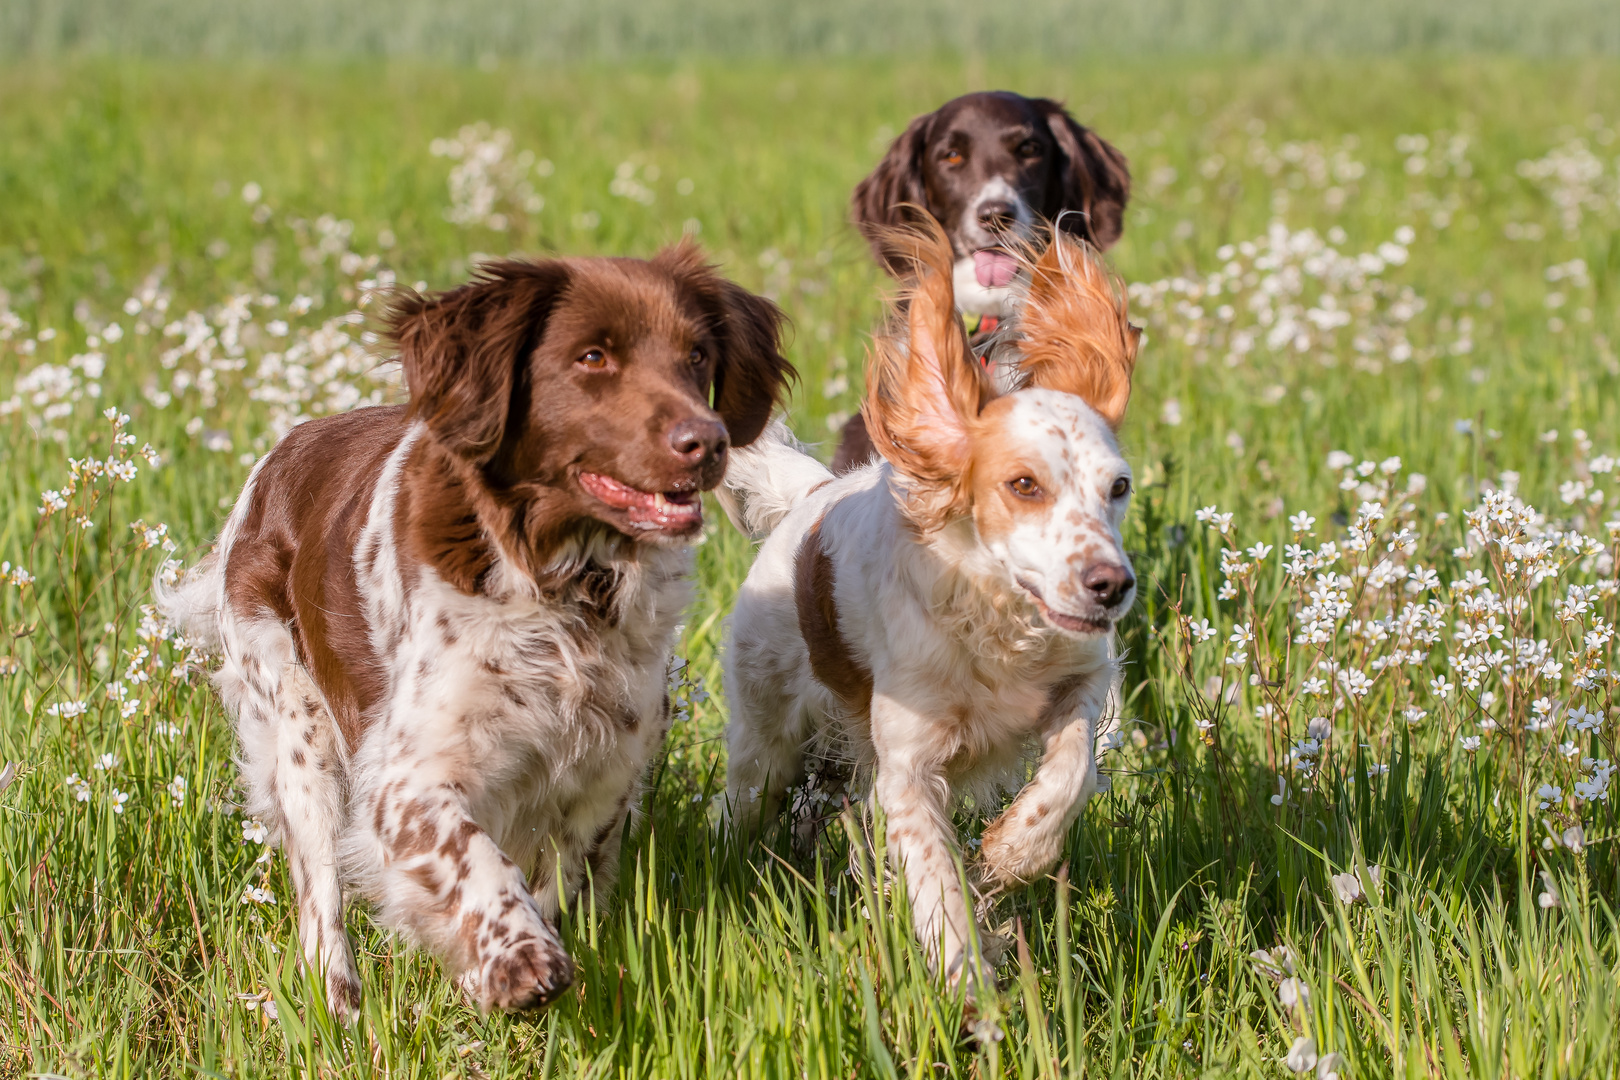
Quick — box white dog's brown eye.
[1110,477,1131,499]
[1008,476,1040,498]
[577,349,607,370]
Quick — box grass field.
[1,55,1619,1077]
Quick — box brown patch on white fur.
[958,397,1057,546]
[792,512,873,720]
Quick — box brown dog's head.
[387,244,793,550]
[852,91,1130,319]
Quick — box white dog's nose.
[1082,562,1134,608]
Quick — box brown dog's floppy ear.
[851,111,937,275]
[655,240,795,449]
[863,219,996,530]
[1013,231,1140,430]
[1033,99,1131,251]
[386,259,569,462]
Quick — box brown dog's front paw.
[325,969,363,1020]
[474,938,575,1013]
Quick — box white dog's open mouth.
[579,472,702,532]
[1016,577,1113,636]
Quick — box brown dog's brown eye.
[943,149,964,166]
[688,347,704,365]
[577,349,607,370]
[1018,139,1043,158]
[1110,477,1131,499]
[1008,477,1040,498]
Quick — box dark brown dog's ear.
[851,111,936,275]
[655,241,796,449]
[1034,99,1131,251]
[385,259,569,462]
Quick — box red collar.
[963,312,1000,336]
[963,312,1000,366]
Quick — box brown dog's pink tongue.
[973,249,1019,288]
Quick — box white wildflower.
[1330,872,1363,904]
[1537,872,1560,910]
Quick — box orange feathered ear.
[861,218,996,530]
[1012,231,1140,430]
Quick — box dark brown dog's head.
[388,244,792,551]
[852,91,1130,319]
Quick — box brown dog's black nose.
[1082,563,1135,608]
[978,201,1017,230]
[668,417,728,464]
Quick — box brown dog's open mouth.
[973,247,1020,289]
[579,472,702,532]
[1016,577,1112,636]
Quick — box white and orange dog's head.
[863,221,1141,635]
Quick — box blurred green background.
[5,0,1618,59]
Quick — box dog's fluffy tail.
[717,418,834,539]
[153,552,224,652]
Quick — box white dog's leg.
[978,672,1111,889]
[870,694,978,985]
[721,677,807,833]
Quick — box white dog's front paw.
[977,818,1063,890]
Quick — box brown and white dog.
[160,247,791,1017]
[833,90,1130,474]
[720,223,1138,983]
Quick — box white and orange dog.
[720,223,1140,981]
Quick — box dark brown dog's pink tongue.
[973,249,1018,288]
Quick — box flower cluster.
[430,122,549,230]
[1127,221,1437,382]
[3,218,404,449]
[1516,136,1619,236]
[1177,446,1619,833]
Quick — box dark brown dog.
[160,246,793,1017]
[833,91,1130,474]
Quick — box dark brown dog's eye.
[1018,139,1043,158]
[1110,477,1131,499]
[577,349,607,370]
[1008,477,1040,498]
[943,149,965,166]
